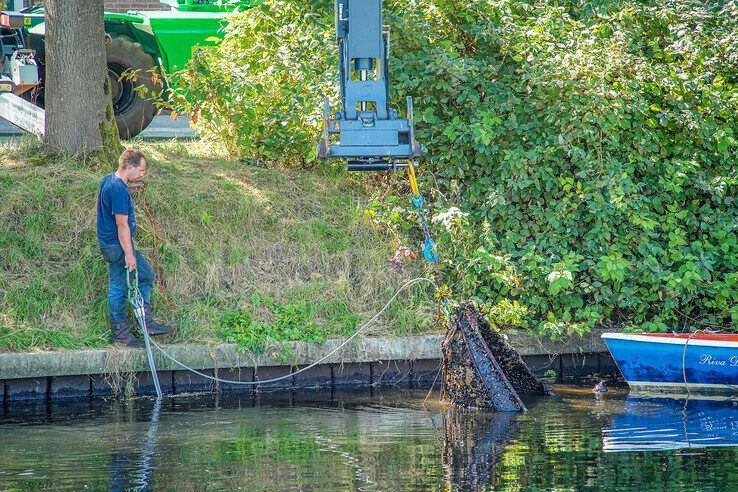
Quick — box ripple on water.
[1,389,738,490]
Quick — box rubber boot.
[144,303,174,336]
[111,320,145,348]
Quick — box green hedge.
[168,0,738,334]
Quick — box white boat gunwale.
[601,332,738,348]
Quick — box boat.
[602,332,738,394]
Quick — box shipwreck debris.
[441,302,552,411]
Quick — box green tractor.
[0,0,261,138]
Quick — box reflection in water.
[313,432,379,491]
[109,398,162,491]
[4,389,738,490]
[443,407,519,488]
[604,396,738,452]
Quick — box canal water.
[1,387,738,490]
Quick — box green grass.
[0,139,437,352]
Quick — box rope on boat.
[681,331,698,396]
[133,277,442,388]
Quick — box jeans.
[99,243,154,323]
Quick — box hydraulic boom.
[317,0,424,171]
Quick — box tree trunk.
[44,0,118,155]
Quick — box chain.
[406,159,438,263]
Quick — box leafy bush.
[165,0,336,164]
[171,0,738,334]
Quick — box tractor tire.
[106,36,158,139]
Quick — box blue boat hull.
[603,333,738,393]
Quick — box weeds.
[219,293,324,358]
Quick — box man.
[97,149,173,348]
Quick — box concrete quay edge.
[0,330,611,381]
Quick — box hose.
[127,268,163,398]
[135,277,441,388]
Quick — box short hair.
[118,149,147,169]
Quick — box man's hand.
[125,253,137,271]
[115,213,136,271]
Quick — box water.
[2,387,738,490]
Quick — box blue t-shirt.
[96,172,136,246]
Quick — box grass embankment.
[0,139,436,352]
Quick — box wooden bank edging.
[0,330,617,402]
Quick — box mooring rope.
[137,277,442,387]
[680,328,723,395]
[681,331,698,396]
